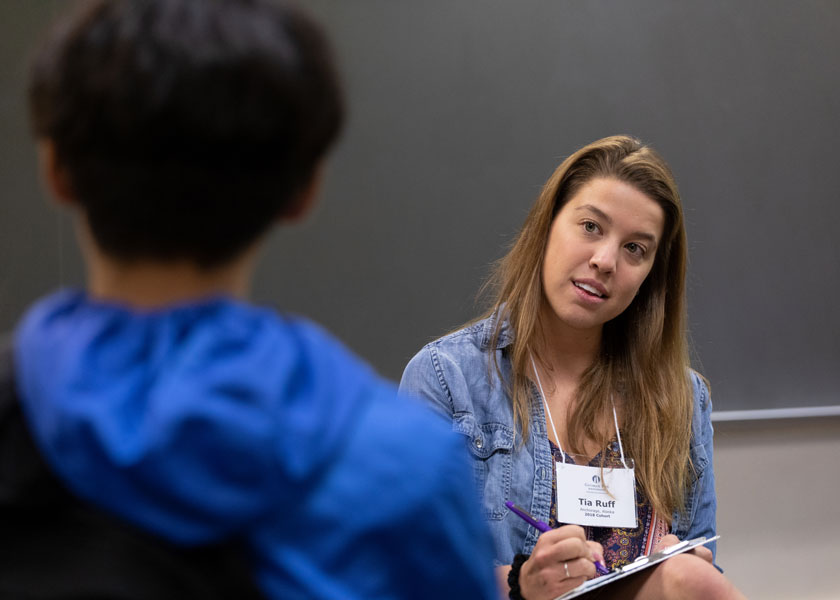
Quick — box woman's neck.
[534,304,601,382]
[529,305,613,457]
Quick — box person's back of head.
[8,3,348,597]
[29,0,344,269]
[14,3,500,599]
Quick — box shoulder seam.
[427,345,456,415]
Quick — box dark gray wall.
[2,1,838,411]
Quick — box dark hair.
[29,0,344,268]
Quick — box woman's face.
[541,177,664,339]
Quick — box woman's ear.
[38,139,76,206]
[278,162,325,223]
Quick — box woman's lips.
[573,279,608,298]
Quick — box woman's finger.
[530,536,592,569]
[565,556,597,580]
[690,545,714,564]
[586,540,608,574]
[539,524,587,542]
[586,540,605,563]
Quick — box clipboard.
[553,535,721,599]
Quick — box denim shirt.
[399,314,718,566]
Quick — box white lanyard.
[529,353,637,528]
[529,353,628,467]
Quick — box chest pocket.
[453,414,514,520]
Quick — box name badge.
[554,458,637,528]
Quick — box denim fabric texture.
[399,313,718,567]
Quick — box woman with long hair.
[400,135,745,599]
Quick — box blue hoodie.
[15,290,497,599]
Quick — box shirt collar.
[479,307,515,350]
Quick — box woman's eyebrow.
[575,204,611,224]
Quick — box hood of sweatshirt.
[14,289,387,543]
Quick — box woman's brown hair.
[483,134,694,518]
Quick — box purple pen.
[504,501,552,533]
[504,501,611,576]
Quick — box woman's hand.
[518,525,603,600]
[653,534,714,565]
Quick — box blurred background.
[1,1,838,597]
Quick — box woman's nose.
[589,243,617,273]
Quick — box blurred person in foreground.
[11,0,497,597]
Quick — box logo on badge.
[592,475,601,484]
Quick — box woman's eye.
[626,242,645,256]
[583,221,599,233]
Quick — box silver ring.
[564,561,571,578]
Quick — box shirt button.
[537,467,545,479]
[474,438,483,449]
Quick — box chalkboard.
[1,0,838,412]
